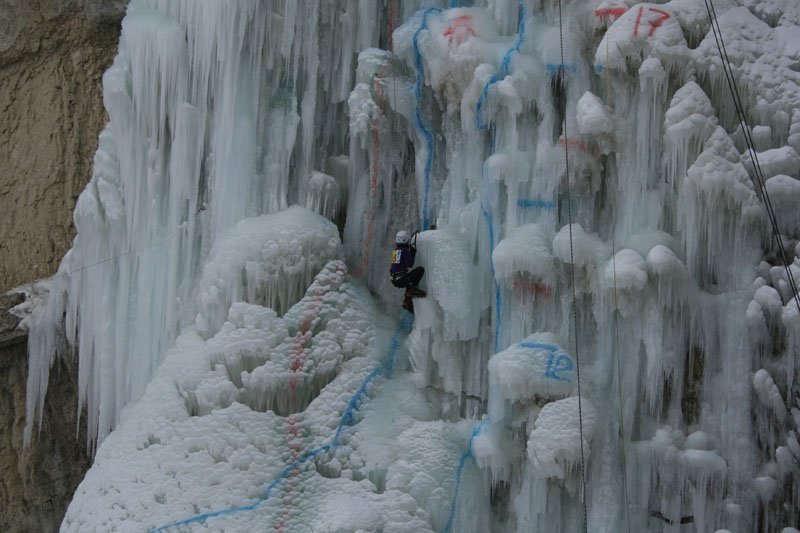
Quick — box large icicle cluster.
[24,0,384,445]
[21,0,800,531]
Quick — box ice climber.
[390,230,426,313]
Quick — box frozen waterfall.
[19,0,800,531]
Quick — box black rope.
[556,1,589,530]
[703,0,800,314]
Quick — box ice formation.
[19,0,800,531]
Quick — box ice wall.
[344,1,800,531]
[25,0,387,446]
[24,0,800,531]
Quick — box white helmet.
[395,230,410,245]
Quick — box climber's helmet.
[395,230,410,246]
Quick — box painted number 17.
[633,6,671,39]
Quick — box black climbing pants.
[391,266,425,289]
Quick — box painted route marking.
[512,275,553,299]
[443,14,476,48]
[594,6,627,21]
[633,6,670,39]
[518,341,573,382]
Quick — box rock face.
[0,293,91,532]
[0,0,125,529]
[0,0,126,291]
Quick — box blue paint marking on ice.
[150,312,415,532]
[263,444,332,499]
[545,353,573,382]
[594,63,617,74]
[412,8,442,231]
[443,423,485,533]
[476,0,527,353]
[333,312,411,442]
[475,0,527,131]
[517,198,555,210]
[518,341,573,382]
[546,62,577,76]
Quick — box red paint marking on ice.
[354,62,390,278]
[594,7,627,21]
[633,6,645,38]
[513,275,553,299]
[387,0,397,51]
[557,136,590,153]
[443,14,476,48]
[633,6,671,39]
[287,266,346,390]
[275,416,304,532]
[646,8,671,38]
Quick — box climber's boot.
[402,296,414,314]
[409,287,427,298]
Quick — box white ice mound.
[393,7,500,105]
[753,369,787,423]
[305,170,341,222]
[765,174,800,234]
[664,81,717,181]
[594,3,686,71]
[239,261,363,415]
[649,426,727,483]
[488,333,575,422]
[753,285,783,318]
[743,146,800,181]
[196,206,341,337]
[553,223,608,267]
[646,244,689,279]
[602,249,648,291]
[685,127,759,205]
[576,91,613,136]
[664,81,716,136]
[527,396,597,481]
[680,126,762,285]
[492,223,554,284]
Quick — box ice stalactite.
[25,0,385,446]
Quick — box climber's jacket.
[390,244,416,279]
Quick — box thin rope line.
[703,0,800,314]
[556,1,588,531]
[605,33,632,533]
[45,206,207,284]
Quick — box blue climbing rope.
[475,1,527,354]
[150,313,415,532]
[443,423,485,533]
[412,8,442,231]
[475,1,527,131]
